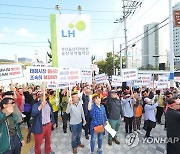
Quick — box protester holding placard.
[66,92,86,154]
[61,89,69,133]
[107,89,123,146]
[121,92,135,136]
[88,93,109,154]
[133,90,143,134]
[0,97,24,154]
[143,98,158,138]
[82,85,91,140]
[155,90,165,125]
[49,90,59,130]
[31,91,56,154]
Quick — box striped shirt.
[42,103,51,125]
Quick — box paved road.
[28,116,167,154]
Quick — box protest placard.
[26,66,59,82]
[134,74,151,86]
[121,68,138,82]
[80,68,92,84]
[157,75,169,89]
[111,75,122,87]
[0,64,23,81]
[95,73,108,84]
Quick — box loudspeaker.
[159,63,165,70]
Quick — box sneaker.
[77,144,84,148]
[113,137,120,145]
[26,136,31,144]
[137,130,143,135]
[97,149,102,154]
[72,148,77,154]
[85,135,89,140]
[63,130,67,133]
[48,152,55,154]
[108,139,112,146]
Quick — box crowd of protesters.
[0,81,180,154]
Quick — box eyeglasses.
[166,95,171,98]
[7,102,15,105]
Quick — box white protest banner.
[59,69,81,82]
[121,68,138,82]
[134,74,151,86]
[47,81,58,90]
[111,75,122,87]
[95,73,108,84]
[58,81,77,89]
[157,75,169,89]
[81,69,92,78]
[59,69,81,88]
[80,68,92,84]
[52,14,91,69]
[0,64,23,81]
[26,67,59,82]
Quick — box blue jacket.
[31,101,55,134]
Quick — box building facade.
[142,22,159,69]
[173,2,180,70]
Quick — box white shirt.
[121,98,135,118]
[144,102,158,122]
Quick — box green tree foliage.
[95,52,122,76]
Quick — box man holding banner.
[66,92,86,154]
[31,91,56,154]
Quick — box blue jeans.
[71,122,82,148]
[90,131,103,154]
[3,135,21,154]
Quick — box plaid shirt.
[89,102,107,134]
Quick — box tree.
[95,52,123,76]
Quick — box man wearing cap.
[31,91,56,154]
[66,92,86,154]
[165,98,180,154]
[0,97,24,154]
[107,89,123,145]
[121,92,135,135]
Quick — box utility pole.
[115,0,143,68]
[122,0,128,69]
[113,40,115,75]
[168,0,174,88]
[120,44,122,76]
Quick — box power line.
[0,16,115,23]
[127,17,169,43]
[0,12,115,22]
[0,42,48,47]
[117,21,169,52]
[0,3,121,13]
[131,22,169,46]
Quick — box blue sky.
[0,0,180,63]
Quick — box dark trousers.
[53,111,59,127]
[145,126,152,137]
[133,116,142,131]
[3,135,21,154]
[23,112,31,128]
[84,114,91,136]
[124,116,134,133]
[62,112,69,131]
[156,107,164,123]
